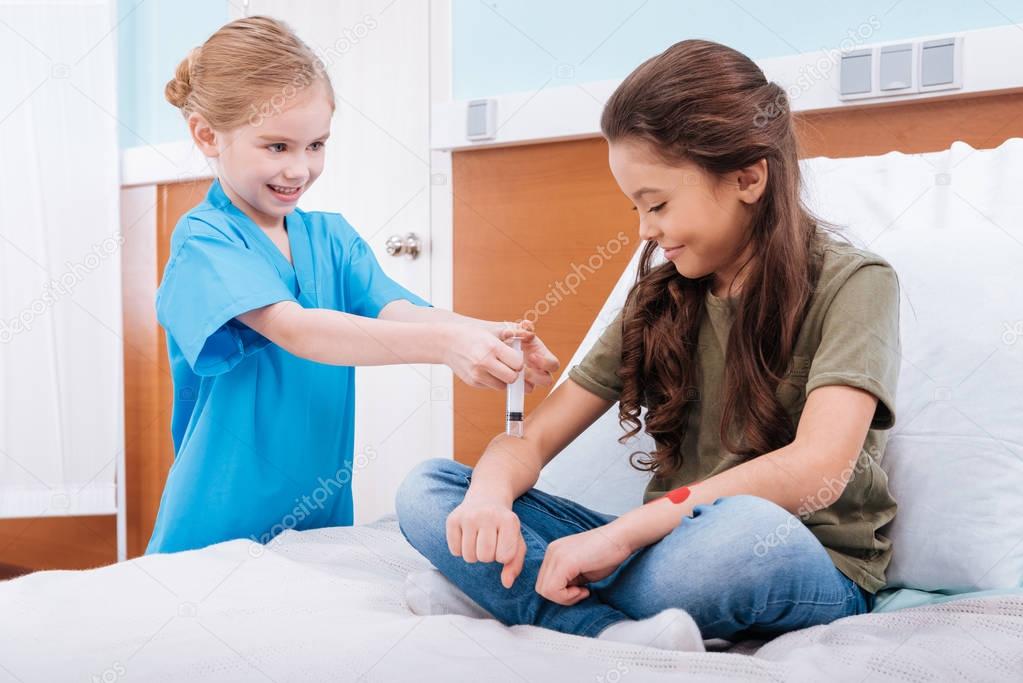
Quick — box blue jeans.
[395,458,872,641]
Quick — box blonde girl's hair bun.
[164,16,336,131]
[165,47,200,111]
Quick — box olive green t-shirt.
[568,237,900,594]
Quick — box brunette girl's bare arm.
[464,379,615,507]
[444,379,614,587]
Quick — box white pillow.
[541,138,1023,592]
[882,434,1023,591]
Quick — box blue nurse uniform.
[145,178,431,554]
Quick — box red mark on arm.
[644,484,694,505]
[666,485,692,504]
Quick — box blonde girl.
[148,16,558,554]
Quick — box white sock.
[597,608,706,652]
[404,569,492,619]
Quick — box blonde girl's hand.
[441,323,528,390]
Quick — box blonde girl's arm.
[379,298,504,330]
[378,299,560,391]
[236,300,523,389]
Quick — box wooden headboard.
[451,89,1023,465]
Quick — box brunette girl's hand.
[497,320,559,392]
[534,526,632,605]
[446,491,527,589]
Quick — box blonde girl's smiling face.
[189,81,334,230]
[607,138,768,297]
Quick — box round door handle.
[385,232,422,260]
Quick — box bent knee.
[394,457,470,523]
[676,494,822,562]
[703,494,799,527]
[720,495,829,566]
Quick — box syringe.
[506,337,525,437]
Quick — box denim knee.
[660,494,823,580]
[705,493,787,516]
[731,496,818,556]
[395,458,470,535]
[700,495,816,552]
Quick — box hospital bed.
[2,139,1022,681]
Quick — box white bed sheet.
[2,516,1021,682]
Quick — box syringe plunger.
[506,337,525,437]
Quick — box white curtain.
[0,0,122,518]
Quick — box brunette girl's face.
[608,138,768,296]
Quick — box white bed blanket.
[2,516,1021,682]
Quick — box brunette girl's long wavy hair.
[602,40,844,480]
